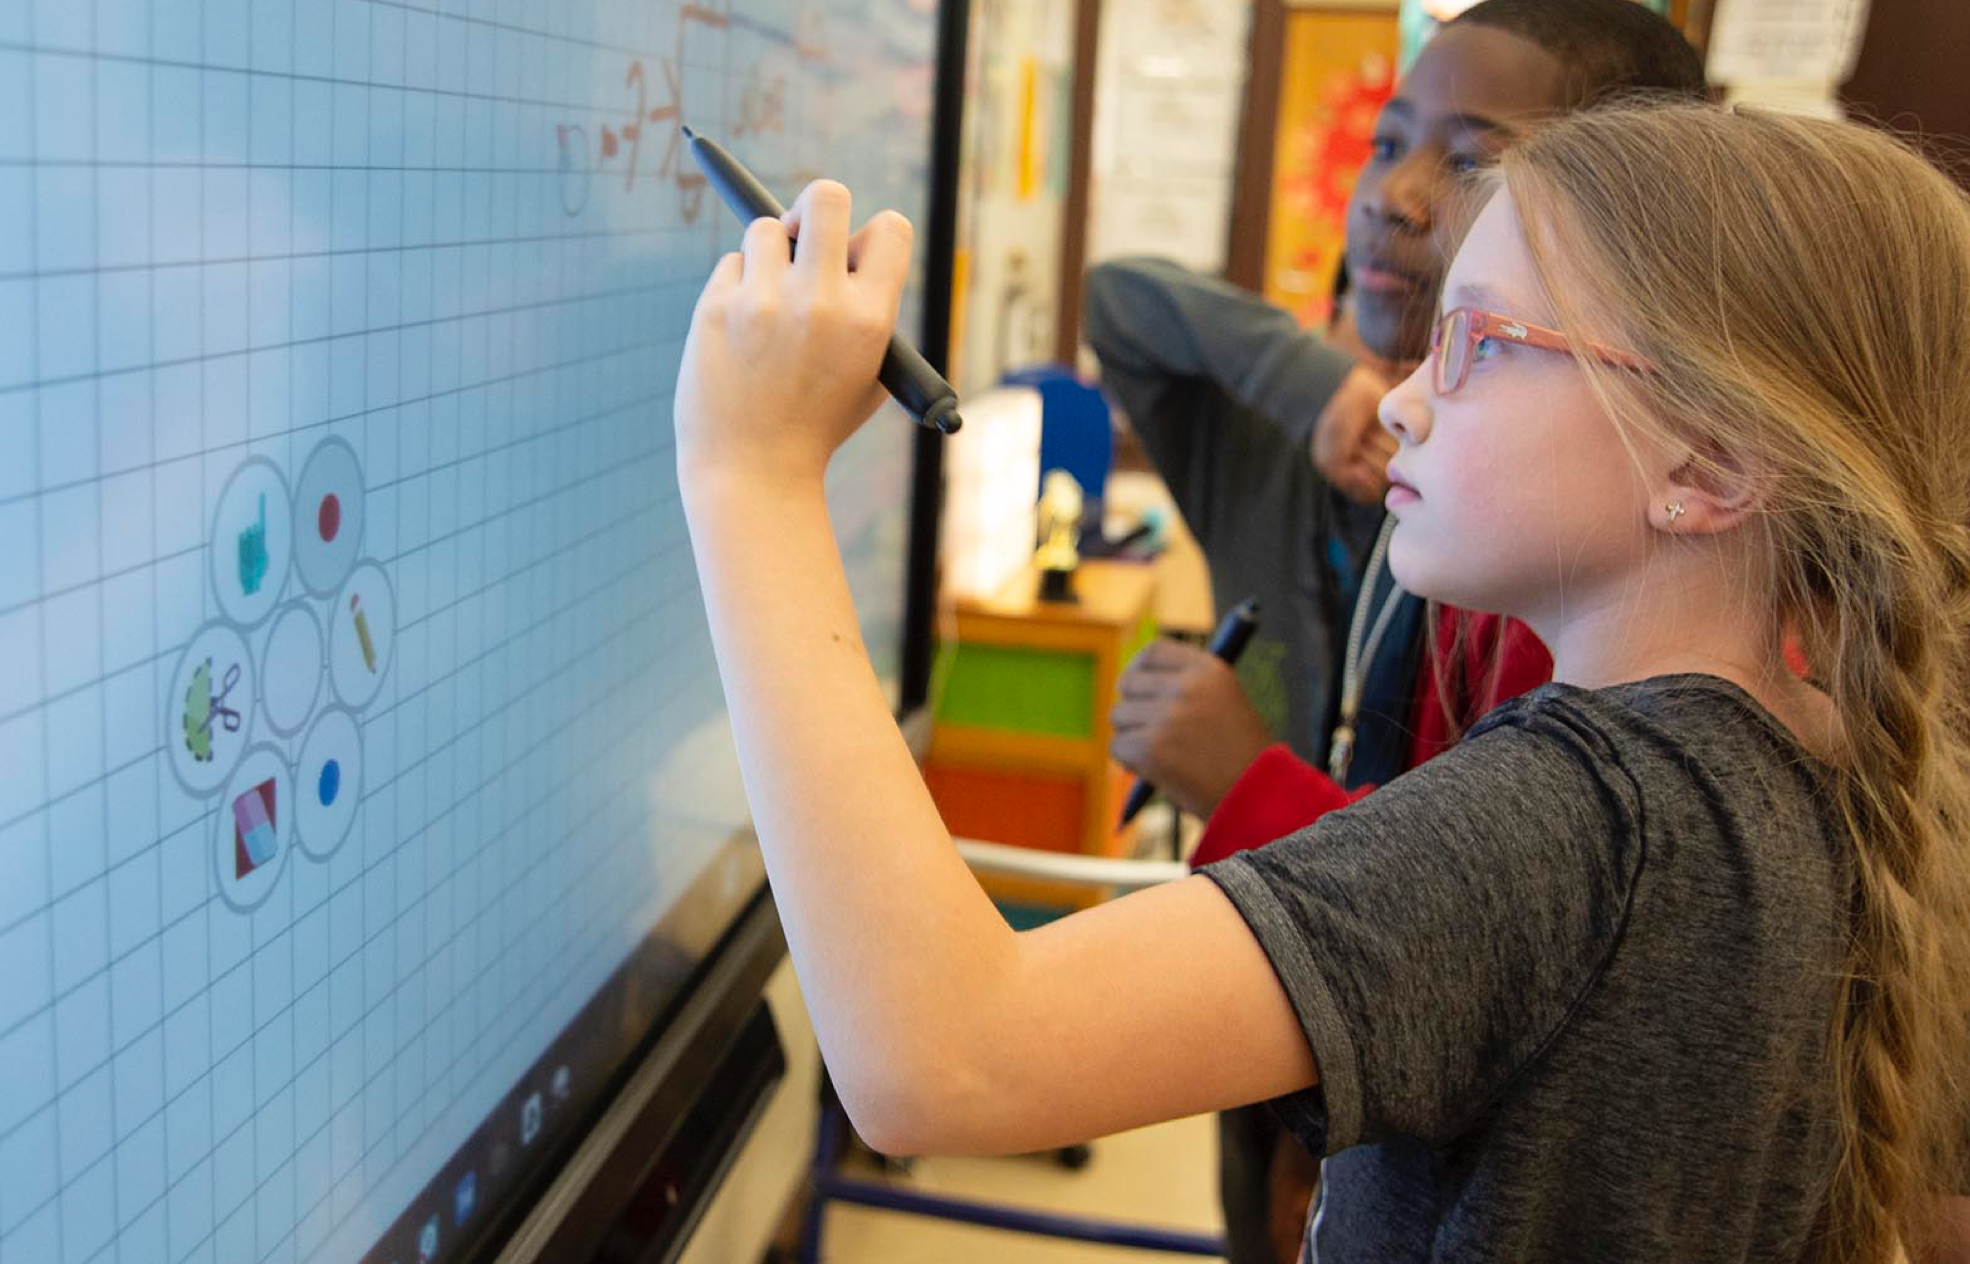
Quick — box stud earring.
[1664,500,1686,525]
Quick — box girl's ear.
[1652,446,1762,537]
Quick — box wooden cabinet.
[925,561,1158,910]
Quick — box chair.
[1001,364,1115,504]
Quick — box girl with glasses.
[670,102,1970,1262]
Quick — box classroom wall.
[1085,0,1252,275]
[1260,5,1398,328]
[1843,0,1970,190]
[949,0,1078,395]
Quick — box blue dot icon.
[318,759,340,807]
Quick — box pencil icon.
[351,594,377,673]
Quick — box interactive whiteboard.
[0,1,939,1260]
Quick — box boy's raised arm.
[1083,257,1354,448]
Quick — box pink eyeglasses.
[1431,306,1654,395]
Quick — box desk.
[1106,469,1213,638]
[925,560,1158,909]
[1148,511,1213,639]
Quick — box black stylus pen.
[681,126,963,435]
[1117,599,1262,828]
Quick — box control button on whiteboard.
[168,621,257,797]
[210,457,293,628]
[212,745,293,913]
[259,602,325,738]
[293,437,366,598]
[295,707,362,861]
[329,563,395,710]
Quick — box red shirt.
[1190,608,1554,867]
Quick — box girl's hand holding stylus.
[674,180,914,490]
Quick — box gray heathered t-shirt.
[1204,675,1849,1262]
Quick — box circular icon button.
[167,622,257,797]
[259,602,325,737]
[295,708,362,861]
[293,437,366,598]
[212,745,293,912]
[209,458,294,628]
[329,563,395,710]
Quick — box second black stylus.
[1117,599,1263,828]
[682,125,963,435]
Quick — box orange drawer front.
[924,762,1087,854]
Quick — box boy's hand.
[1310,363,1398,506]
[1110,639,1273,818]
[674,180,913,489]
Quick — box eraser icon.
[233,778,278,878]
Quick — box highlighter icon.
[351,594,378,674]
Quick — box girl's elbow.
[831,1050,1003,1158]
[836,1090,926,1158]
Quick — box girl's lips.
[1385,468,1420,509]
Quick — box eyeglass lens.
[1436,309,1471,394]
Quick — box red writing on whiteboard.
[554,4,831,220]
[555,5,731,220]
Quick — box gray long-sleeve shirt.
[1083,258,1383,767]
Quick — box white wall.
[953,0,1078,394]
[1085,0,1252,275]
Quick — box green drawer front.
[934,644,1096,738]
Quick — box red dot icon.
[318,493,341,543]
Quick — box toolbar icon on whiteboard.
[168,623,256,796]
[330,563,396,709]
[351,594,378,672]
[183,658,242,765]
[294,437,365,598]
[210,458,292,628]
[232,777,279,879]
[260,602,326,738]
[454,1170,477,1225]
[521,1092,542,1146]
[212,746,292,912]
[238,494,270,595]
[296,708,362,862]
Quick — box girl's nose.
[1378,361,1434,445]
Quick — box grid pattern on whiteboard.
[0,1,931,1262]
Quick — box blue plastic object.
[1003,364,1114,503]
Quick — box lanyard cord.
[1329,515,1405,783]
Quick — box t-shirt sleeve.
[1201,696,1646,1154]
